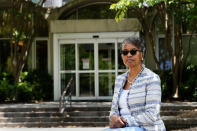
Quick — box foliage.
[156,64,197,101]
[156,70,173,100]
[0,69,53,102]
[0,72,15,102]
[110,0,163,22]
[15,78,34,102]
[0,0,47,83]
[24,70,53,100]
[179,64,197,101]
[110,0,197,99]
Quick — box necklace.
[127,74,134,84]
[127,79,133,84]
[127,66,143,84]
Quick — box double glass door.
[60,39,126,98]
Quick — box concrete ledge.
[0,128,105,131]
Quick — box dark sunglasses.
[121,49,141,56]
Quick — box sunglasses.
[121,49,141,56]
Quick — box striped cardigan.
[109,65,166,131]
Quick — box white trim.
[75,42,79,97]
[53,32,139,39]
[98,70,116,73]
[31,40,36,69]
[47,39,51,74]
[95,40,99,98]
[67,96,113,101]
[115,39,118,77]
[53,34,61,101]
[0,38,10,40]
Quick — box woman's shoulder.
[143,67,160,80]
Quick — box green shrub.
[154,70,173,100]
[155,64,197,101]
[15,81,34,102]
[24,70,53,101]
[179,64,197,101]
[0,70,53,102]
[0,72,15,102]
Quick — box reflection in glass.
[0,40,10,72]
[60,73,76,96]
[36,40,47,72]
[60,44,75,70]
[78,44,94,70]
[118,43,126,69]
[60,4,116,20]
[99,73,115,96]
[159,38,171,70]
[79,73,94,96]
[98,43,115,70]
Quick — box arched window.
[59,3,135,20]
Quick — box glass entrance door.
[59,39,124,99]
[98,42,116,96]
[78,43,95,97]
[59,40,96,98]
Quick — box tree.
[110,0,197,98]
[0,0,47,83]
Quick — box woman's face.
[122,43,143,68]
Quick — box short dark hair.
[121,37,146,54]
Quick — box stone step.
[0,112,62,117]
[0,107,110,112]
[163,117,197,130]
[0,122,108,128]
[0,102,196,129]
[160,110,197,116]
[0,108,58,112]
[0,116,108,123]
[0,110,195,118]
[0,117,196,129]
[66,111,109,117]
[0,107,195,114]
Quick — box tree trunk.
[134,7,161,72]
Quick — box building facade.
[0,0,197,101]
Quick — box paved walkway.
[0,128,106,131]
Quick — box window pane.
[182,35,197,65]
[60,44,75,70]
[0,40,10,72]
[118,43,127,69]
[60,4,116,20]
[60,73,76,96]
[79,73,94,96]
[99,73,115,96]
[159,38,171,70]
[98,43,115,70]
[36,40,47,71]
[78,44,94,70]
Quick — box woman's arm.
[123,75,162,126]
[109,77,126,128]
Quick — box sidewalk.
[0,128,106,131]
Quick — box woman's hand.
[109,115,127,128]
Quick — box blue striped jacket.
[109,65,166,131]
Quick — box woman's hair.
[121,37,146,54]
